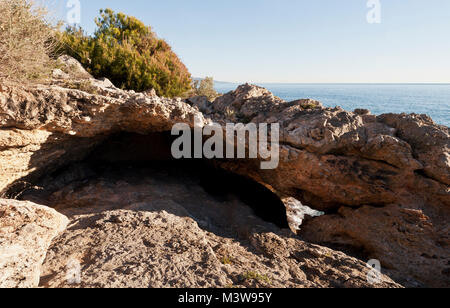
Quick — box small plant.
[225,108,236,119]
[241,271,271,285]
[77,80,98,94]
[62,80,98,95]
[221,256,233,265]
[302,103,318,110]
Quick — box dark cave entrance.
[25,132,289,230]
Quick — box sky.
[53,0,450,83]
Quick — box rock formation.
[0,199,68,287]
[31,165,398,288]
[0,56,448,288]
[199,84,450,288]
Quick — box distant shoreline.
[215,82,450,86]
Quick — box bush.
[0,0,57,81]
[59,9,192,98]
[191,77,220,101]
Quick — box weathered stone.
[186,95,213,114]
[52,69,69,80]
[207,84,449,288]
[32,166,398,288]
[0,74,205,195]
[0,57,448,288]
[300,204,450,288]
[57,55,92,80]
[283,197,324,233]
[354,108,371,115]
[0,199,68,288]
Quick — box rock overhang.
[0,56,449,287]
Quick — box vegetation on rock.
[59,9,192,98]
[191,77,220,101]
[0,0,57,82]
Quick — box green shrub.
[241,271,271,284]
[192,77,220,101]
[59,9,192,98]
[0,0,57,82]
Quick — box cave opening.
[21,132,290,233]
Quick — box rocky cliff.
[0,57,448,288]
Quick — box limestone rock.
[0,199,68,288]
[52,69,69,80]
[378,113,450,185]
[300,204,450,288]
[31,165,398,288]
[354,108,371,115]
[0,75,205,195]
[56,55,92,80]
[0,57,448,288]
[186,95,213,114]
[143,88,157,97]
[207,84,449,288]
[39,209,399,288]
[283,197,324,233]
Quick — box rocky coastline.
[0,57,448,288]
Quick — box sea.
[214,83,450,127]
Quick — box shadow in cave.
[20,132,290,240]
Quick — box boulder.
[0,199,68,288]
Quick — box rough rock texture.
[0,57,448,287]
[300,204,449,288]
[205,85,448,212]
[203,85,450,288]
[283,197,324,233]
[27,165,398,288]
[40,210,398,288]
[0,56,205,195]
[0,199,68,288]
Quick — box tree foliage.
[59,9,192,97]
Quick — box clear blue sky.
[54,0,450,83]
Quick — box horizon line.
[193,78,450,85]
[207,80,450,85]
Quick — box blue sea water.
[214,83,450,127]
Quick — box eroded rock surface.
[26,164,398,288]
[203,84,449,287]
[0,56,205,195]
[39,209,399,288]
[0,56,448,287]
[300,204,449,288]
[0,199,68,288]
